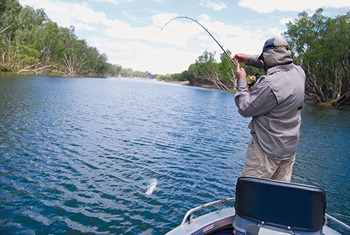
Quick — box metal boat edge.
[166,198,235,235]
[166,198,350,235]
[166,177,350,235]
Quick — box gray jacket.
[235,54,305,159]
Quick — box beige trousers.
[241,138,296,182]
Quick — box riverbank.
[317,102,350,111]
[3,71,349,111]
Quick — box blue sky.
[18,0,350,74]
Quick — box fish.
[145,178,158,195]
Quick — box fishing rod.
[159,16,257,89]
[159,16,237,68]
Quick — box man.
[233,36,305,182]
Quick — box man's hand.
[235,61,246,79]
[233,53,249,64]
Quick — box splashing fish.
[145,178,157,195]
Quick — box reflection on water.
[0,74,349,234]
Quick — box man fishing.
[233,37,305,182]
[160,18,304,182]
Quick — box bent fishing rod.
[159,16,237,68]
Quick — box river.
[0,73,349,234]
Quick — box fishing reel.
[246,75,257,91]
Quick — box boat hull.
[166,207,343,235]
[166,178,349,235]
[166,207,235,235]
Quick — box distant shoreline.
[2,71,349,110]
[317,102,350,111]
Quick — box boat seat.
[233,177,326,235]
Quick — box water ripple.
[0,76,349,234]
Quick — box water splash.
[145,178,158,195]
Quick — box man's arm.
[246,54,264,69]
[233,54,265,69]
[235,77,278,117]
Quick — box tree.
[13,6,48,69]
[285,9,350,107]
[183,50,230,90]
[0,0,22,68]
[34,20,61,66]
[185,50,215,87]
[218,50,236,89]
[0,0,126,77]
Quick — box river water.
[0,74,349,234]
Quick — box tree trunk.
[305,66,327,102]
[17,64,52,74]
[332,68,342,100]
[63,53,75,75]
[334,91,350,108]
[0,25,12,34]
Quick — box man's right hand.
[236,61,246,79]
[233,53,249,64]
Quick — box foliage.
[284,8,350,107]
[165,9,350,106]
[2,0,350,101]
[0,0,154,78]
[166,49,263,91]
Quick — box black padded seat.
[235,177,326,232]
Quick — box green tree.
[34,20,61,67]
[185,50,216,86]
[218,50,234,82]
[0,0,123,77]
[285,9,350,106]
[186,50,232,89]
[0,0,22,68]
[13,6,48,69]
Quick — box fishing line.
[158,16,237,67]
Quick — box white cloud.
[18,0,349,74]
[72,22,96,31]
[18,0,265,73]
[238,0,350,13]
[200,0,228,11]
[267,27,284,36]
[87,0,135,4]
[280,17,294,25]
[88,0,120,5]
[198,14,252,37]
[20,0,110,28]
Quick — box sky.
[18,0,350,75]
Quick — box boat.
[166,177,350,235]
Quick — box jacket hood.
[259,37,293,68]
